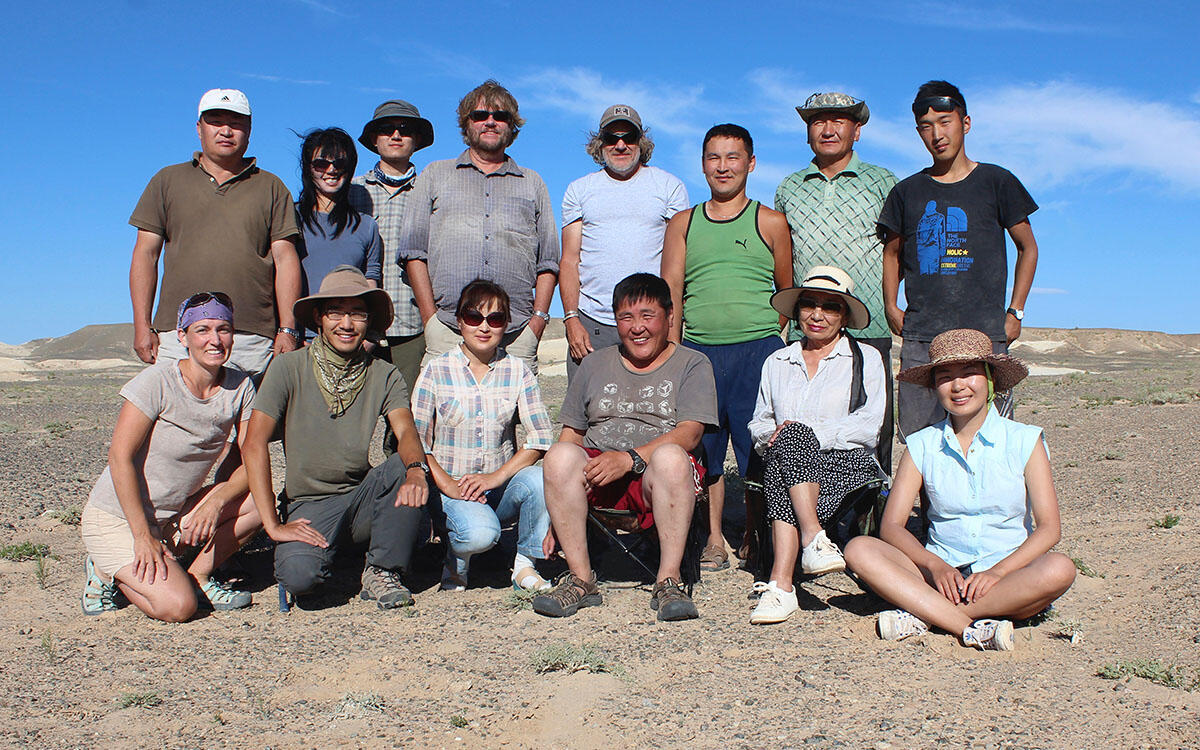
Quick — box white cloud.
[888,2,1104,33]
[516,67,706,137]
[238,73,329,86]
[1031,287,1069,295]
[292,0,351,17]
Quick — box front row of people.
[79,266,1073,650]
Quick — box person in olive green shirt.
[775,92,898,472]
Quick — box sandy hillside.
[0,325,1197,748]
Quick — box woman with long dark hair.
[296,128,382,298]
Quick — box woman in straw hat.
[845,328,1075,651]
[747,266,887,625]
[80,292,262,620]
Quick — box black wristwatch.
[626,449,646,475]
[405,461,430,476]
[1006,307,1024,321]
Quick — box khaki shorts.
[81,503,183,577]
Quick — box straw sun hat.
[897,328,1029,391]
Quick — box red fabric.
[583,447,703,530]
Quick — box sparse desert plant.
[34,554,49,588]
[52,505,82,526]
[44,421,71,437]
[530,642,615,675]
[117,691,163,709]
[336,692,387,718]
[40,631,55,657]
[1150,513,1181,529]
[1097,660,1198,691]
[505,589,535,611]
[1102,451,1123,461]
[450,714,469,728]
[0,422,17,434]
[0,541,50,562]
[1053,618,1084,645]
[1071,556,1103,578]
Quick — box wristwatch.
[532,310,551,323]
[626,449,646,475]
[405,461,430,476]
[1006,307,1024,321]
[277,326,303,341]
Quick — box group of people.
[78,78,1074,651]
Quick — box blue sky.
[2,0,1198,343]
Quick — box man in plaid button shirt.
[774,92,898,472]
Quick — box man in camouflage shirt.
[774,92,898,472]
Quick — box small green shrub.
[1151,513,1181,529]
[1071,556,1103,578]
[1097,660,1198,691]
[117,691,163,709]
[531,642,614,675]
[0,542,50,561]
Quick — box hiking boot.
[650,578,699,621]
[360,564,414,609]
[749,580,798,624]
[962,619,1015,651]
[531,572,601,617]
[81,556,120,616]
[198,578,253,611]
[878,609,930,641]
[800,530,845,576]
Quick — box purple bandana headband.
[177,292,234,331]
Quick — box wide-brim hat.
[897,328,1029,391]
[770,265,871,330]
[294,265,394,333]
[358,99,434,153]
[795,92,869,125]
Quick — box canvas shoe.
[360,564,414,609]
[877,609,930,641]
[962,619,1015,651]
[749,581,799,624]
[81,556,121,616]
[650,578,699,621]
[531,572,602,617]
[800,530,845,575]
[198,578,252,610]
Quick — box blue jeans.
[439,465,549,577]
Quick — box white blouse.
[748,336,886,453]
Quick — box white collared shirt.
[748,336,886,452]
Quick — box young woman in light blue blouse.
[846,328,1075,651]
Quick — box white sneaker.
[962,619,1015,651]
[800,530,845,575]
[749,581,799,624]
[878,609,930,641]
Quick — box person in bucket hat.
[244,266,432,610]
[746,265,887,624]
[349,99,435,454]
[776,91,898,472]
[845,328,1076,652]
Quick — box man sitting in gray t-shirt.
[532,273,717,623]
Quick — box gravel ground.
[1,343,1198,749]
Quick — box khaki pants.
[421,316,541,375]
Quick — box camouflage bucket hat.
[796,92,870,124]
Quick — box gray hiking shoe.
[962,618,1015,651]
[81,556,121,616]
[650,578,699,621]
[360,564,413,609]
[531,572,602,617]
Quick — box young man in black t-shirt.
[879,80,1040,439]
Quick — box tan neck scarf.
[309,334,370,417]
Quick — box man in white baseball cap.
[128,88,301,377]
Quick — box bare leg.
[642,444,695,582]
[185,493,262,583]
[790,482,822,547]
[543,442,593,581]
[766,520,799,592]
[114,558,198,623]
[705,475,726,551]
[961,552,1076,621]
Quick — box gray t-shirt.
[297,209,383,298]
[87,362,255,522]
[252,348,410,503]
[562,166,689,325]
[559,344,717,452]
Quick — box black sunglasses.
[600,129,640,146]
[795,296,845,314]
[460,309,507,328]
[467,109,514,124]
[311,157,349,174]
[373,122,417,137]
[912,95,967,117]
[182,291,233,311]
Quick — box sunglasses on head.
[182,291,233,311]
[460,309,507,328]
[796,296,846,314]
[600,129,640,146]
[467,109,514,124]
[311,157,349,173]
[912,95,967,117]
[373,122,417,138]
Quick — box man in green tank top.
[661,124,793,572]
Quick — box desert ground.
[1,324,1197,749]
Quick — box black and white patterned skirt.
[763,422,879,527]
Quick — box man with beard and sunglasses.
[400,80,559,374]
[560,105,689,381]
[879,80,1040,439]
[129,88,301,378]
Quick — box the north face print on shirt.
[917,200,970,276]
